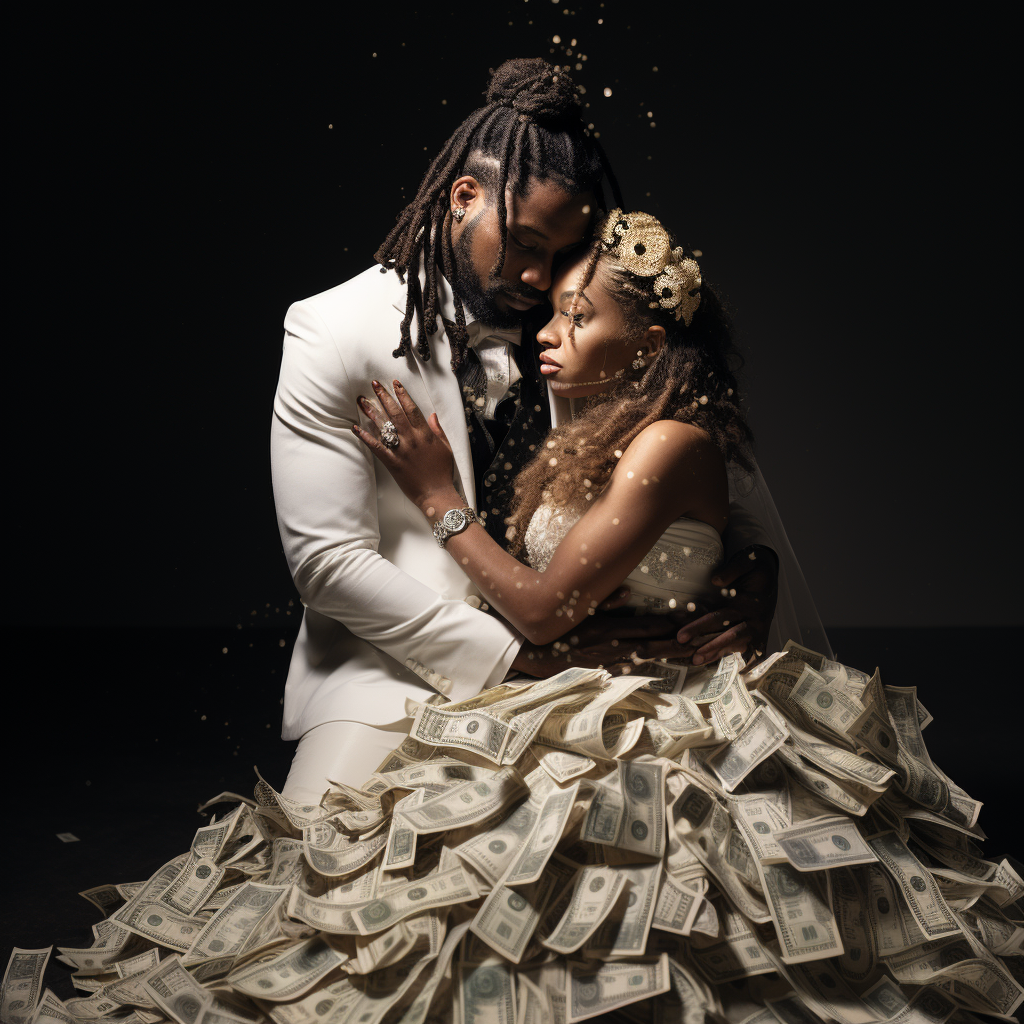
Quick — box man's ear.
[450,175,486,225]
[643,323,667,357]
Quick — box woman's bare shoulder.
[619,419,722,475]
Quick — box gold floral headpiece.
[595,209,702,326]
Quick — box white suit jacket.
[272,266,523,738]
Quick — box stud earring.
[452,207,465,222]
[631,350,646,371]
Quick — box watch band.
[433,507,478,548]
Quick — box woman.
[11,212,1019,1023]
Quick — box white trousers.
[282,719,412,803]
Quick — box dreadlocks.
[375,58,622,372]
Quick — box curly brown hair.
[506,239,755,556]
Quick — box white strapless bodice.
[524,503,724,612]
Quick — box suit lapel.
[388,275,477,510]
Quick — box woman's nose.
[536,314,560,348]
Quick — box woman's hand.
[352,380,457,512]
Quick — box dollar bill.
[651,873,703,936]
[769,814,877,870]
[226,937,348,1000]
[868,831,960,940]
[565,954,670,1023]
[1,948,51,1024]
[410,704,511,764]
[503,781,581,886]
[729,793,790,863]
[454,791,543,885]
[789,664,865,736]
[302,821,388,877]
[400,768,525,835]
[708,674,756,741]
[469,866,566,964]
[142,955,213,1024]
[760,862,844,963]
[455,961,516,1024]
[704,705,789,792]
[28,989,75,1024]
[830,868,876,985]
[156,851,226,916]
[581,760,665,857]
[354,865,478,934]
[542,866,628,954]
[532,745,596,783]
[588,862,662,956]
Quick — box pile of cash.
[5,643,1023,1024]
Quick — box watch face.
[441,509,466,531]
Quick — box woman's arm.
[355,380,728,646]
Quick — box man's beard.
[452,220,545,330]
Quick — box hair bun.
[485,58,581,126]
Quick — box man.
[271,59,777,800]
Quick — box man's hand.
[672,544,778,666]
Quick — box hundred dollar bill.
[783,715,894,791]
[774,743,871,816]
[789,664,865,736]
[708,674,756,741]
[1,948,51,1024]
[769,953,880,1024]
[400,768,524,835]
[868,831,960,940]
[532,744,595,783]
[156,850,225,916]
[409,704,511,764]
[381,790,424,873]
[990,858,1024,907]
[769,814,877,871]
[469,865,567,963]
[373,735,437,775]
[542,866,628,954]
[182,882,290,973]
[454,789,545,885]
[355,865,478,935]
[566,953,670,1023]
[651,873,703,937]
[682,653,743,704]
[861,863,929,956]
[588,862,662,956]
[118,900,206,953]
[27,989,75,1024]
[143,955,213,1024]
[671,782,771,923]
[56,921,146,976]
[582,760,665,857]
[113,949,161,981]
[503,781,580,886]
[455,961,516,1024]
[729,793,790,864]
[760,862,844,963]
[303,821,388,877]
[847,702,900,767]
[285,888,365,934]
[77,885,124,918]
[779,641,827,671]
[227,937,347,1000]
[704,704,789,792]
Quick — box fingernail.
[692,654,704,665]
[371,380,381,389]
[393,380,403,390]
[357,396,366,407]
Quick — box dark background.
[4,3,1019,964]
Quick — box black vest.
[454,333,551,549]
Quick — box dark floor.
[2,625,1020,1003]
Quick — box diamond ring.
[380,421,400,449]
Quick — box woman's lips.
[539,363,561,375]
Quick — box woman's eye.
[559,310,584,327]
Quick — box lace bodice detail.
[524,502,724,612]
